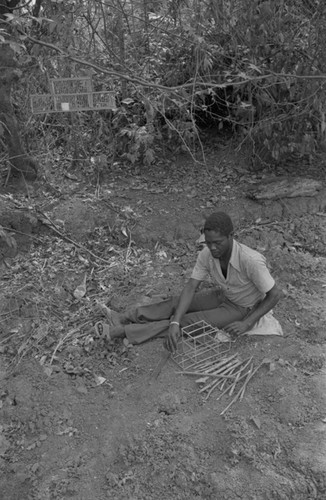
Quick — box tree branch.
[12,26,326,95]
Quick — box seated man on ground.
[95,211,283,353]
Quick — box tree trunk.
[247,177,324,201]
[0,3,38,180]
[115,9,127,99]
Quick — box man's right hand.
[163,278,200,352]
[164,323,180,353]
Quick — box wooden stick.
[232,357,253,378]
[220,367,254,415]
[216,367,252,401]
[199,360,242,392]
[220,387,242,415]
[224,357,253,396]
[239,361,263,401]
[197,353,238,371]
[229,356,252,396]
[198,360,240,385]
[204,361,242,398]
[190,359,224,373]
[177,370,236,379]
[238,356,253,368]
[186,349,230,370]
[229,370,242,397]
[209,357,240,375]
[202,357,255,401]
[37,210,114,264]
[199,359,229,371]
[178,354,240,378]
[150,350,171,382]
[239,365,253,400]
[205,378,222,399]
[220,362,263,415]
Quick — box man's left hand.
[224,321,250,336]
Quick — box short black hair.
[204,212,234,237]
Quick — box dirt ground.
[0,145,326,500]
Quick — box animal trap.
[172,320,230,371]
[31,77,116,114]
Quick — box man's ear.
[196,232,206,249]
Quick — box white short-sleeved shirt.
[191,239,275,308]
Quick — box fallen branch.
[0,226,43,243]
[37,210,116,264]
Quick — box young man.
[95,212,283,352]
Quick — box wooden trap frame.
[172,320,230,371]
[30,77,116,114]
[173,320,263,412]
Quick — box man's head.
[203,212,234,260]
[204,212,233,236]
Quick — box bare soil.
[0,146,326,500]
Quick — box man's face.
[204,230,232,260]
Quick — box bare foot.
[94,321,125,340]
[94,302,123,326]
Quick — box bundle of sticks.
[177,353,263,415]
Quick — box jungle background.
[1,0,326,178]
[1,1,326,499]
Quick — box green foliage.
[118,124,155,165]
[0,226,17,251]
[4,0,326,171]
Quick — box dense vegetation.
[1,0,326,176]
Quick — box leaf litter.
[1,154,326,498]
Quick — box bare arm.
[172,278,201,323]
[164,278,201,352]
[225,284,284,335]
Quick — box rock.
[158,392,181,415]
[0,435,10,456]
[30,463,39,474]
[26,442,36,451]
[76,385,88,394]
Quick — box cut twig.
[228,370,242,397]
[177,370,236,379]
[228,358,253,397]
[199,360,242,393]
[232,356,253,378]
[220,368,254,416]
[220,386,243,415]
[205,378,222,399]
[204,360,242,398]
[220,361,264,415]
[192,353,238,373]
[150,350,171,382]
[239,361,263,401]
[186,349,231,370]
[216,367,252,401]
